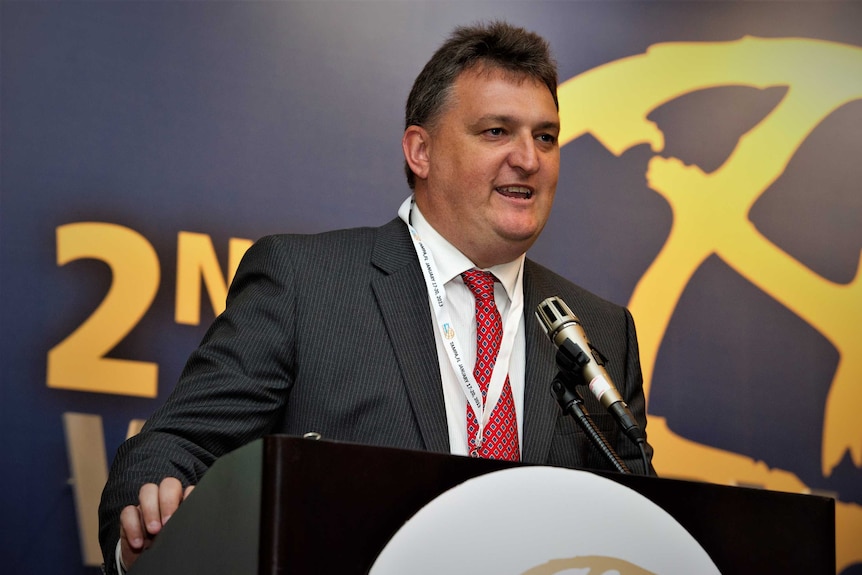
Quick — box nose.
[508,135,540,174]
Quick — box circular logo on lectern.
[370,467,720,575]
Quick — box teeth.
[496,186,533,199]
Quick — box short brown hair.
[404,21,559,189]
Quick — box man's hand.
[119,477,195,571]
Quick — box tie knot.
[461,269,496,300]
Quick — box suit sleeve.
[97,235,298,572]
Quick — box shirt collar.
[410,200,525,302]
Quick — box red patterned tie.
[461,269,520,461]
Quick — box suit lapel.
[369,219,450,454]
[521,260,562,464]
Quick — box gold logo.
[522,556,655,575]
[557,37,862,572]
[443,322,456,340]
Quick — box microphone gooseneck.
[536,296,650,474]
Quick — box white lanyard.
[398,197,524,450]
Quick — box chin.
[496,220,543,242]
[494,230,540,255]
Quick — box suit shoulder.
[260,224,378,251]
[235,218,409,282]
[248,219,402,262]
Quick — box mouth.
[495,186,533,200]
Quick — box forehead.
[446,66,558,122]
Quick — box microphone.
[535,296,645,445]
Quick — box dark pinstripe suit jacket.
[98,217,651,569]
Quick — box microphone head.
[535,296,580,341]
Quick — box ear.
[402,125,431,181]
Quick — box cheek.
[543,154,560,179]
[439,150,478,182]
[455,160,494,194]
[435,146,505,198]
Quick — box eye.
[486,127,505,137]
[537,133,557,145]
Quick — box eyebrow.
[472,114,560,132]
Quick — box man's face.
[410,66,560,268]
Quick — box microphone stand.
[550,350,631,475]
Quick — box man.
[99,21,653,574]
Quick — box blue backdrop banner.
[2,1,860,573]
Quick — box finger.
[120,504,146,550]
[184,484,196,499]
[137,483,163,536]
[120,507,153,571]
[158,477,185,524]
[119,507,151,572]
